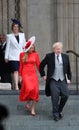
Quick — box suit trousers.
[50,79,69,117]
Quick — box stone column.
[20,0,28,39]
[27,0,52,58]
[50,0,57,46]
[0,0,8,33]
[56,0,79,83]
[0,0,16,34]
[0,0,2,32]
[57,0,74,51]
[7,0,15,33]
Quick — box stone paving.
[0,90,79,130]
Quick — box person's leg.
[59,80,69,113]
[0,73,4,82]
[11,73,14,89]
[26,100,30,111]
[12,71,19,90]
[50,79,60,118]
[31,100,36,116]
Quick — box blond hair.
[22,44,36,62]
[22,52,28,62]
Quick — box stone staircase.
[0,82,79,130]
[0,94,79,130]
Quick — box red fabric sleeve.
[35,52,40,72]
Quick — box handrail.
[66,50,79,93]
[66,50,79,57]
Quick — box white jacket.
[5,33,26,61]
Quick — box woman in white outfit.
[5,18,26,90]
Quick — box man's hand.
[67,79,71,84]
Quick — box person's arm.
[23,33,26,48]
[40,55,47,80]
[35,52,40,72]
[65,74,71,84]
[66,55,72,84]
[5,35,10,62]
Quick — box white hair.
[52,42,63,49]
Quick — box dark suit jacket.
[0,42,9,74]
[40,52,72,96]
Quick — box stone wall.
[56,0,79,82]
[0,0,79,82]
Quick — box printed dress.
[19,52,40,102]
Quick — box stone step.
[0,83,11,90]
[0,90,79,95]
[3,115,79,130]
[1,95,79,130]
[4,125,79,130]
[0,82,78,91]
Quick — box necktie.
[57,55,59,62]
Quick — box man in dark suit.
[0,34,11,83]
[40,42,72,121]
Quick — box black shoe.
[59,112,63,119]
[53,116,59,121]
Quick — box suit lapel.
[12,33,18,44]
[51,52,55,67]
[11,33,21,50]
[61,53,65,66]
[19,33,22,44]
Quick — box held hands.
[42,76,47,80]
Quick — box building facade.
[0,0,79,83]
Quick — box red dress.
[19,52,40,102]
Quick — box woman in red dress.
[19,36,40,116]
